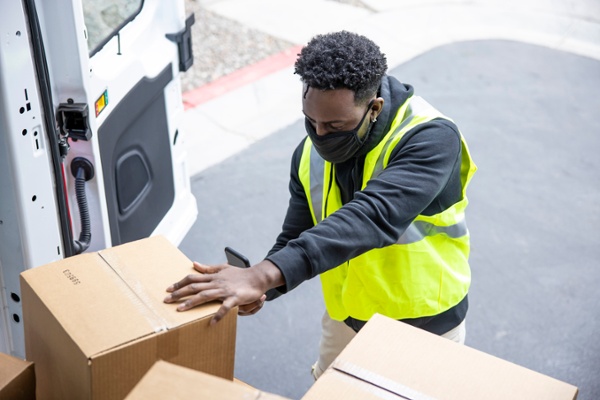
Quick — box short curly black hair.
[294,31,387,105]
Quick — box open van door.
[0,0,197,357]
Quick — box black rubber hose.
[72,167,91,254]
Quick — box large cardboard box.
[20,236,236,400]
[0,352,35,399]
[125,360,289,399]
[303,314,578,400]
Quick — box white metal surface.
[0,0,65,358]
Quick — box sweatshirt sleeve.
[266,119,463,294]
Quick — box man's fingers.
[193,261,223,274]
[166,272,213,293]
[237,294,267,316]
[176,289,223,311]
[210,298,237,325]
[238,302,259,316]
[165,272,214,296]
[164,262,224,294]
[164,281,214,303]
[238,303,261,316]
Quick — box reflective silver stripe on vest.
[310,145,325,223]
[397,219,468,244]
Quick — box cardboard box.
[125,360,289,399]
[0,352,35,399]
[303,314,578,400]
[20,236,236,400]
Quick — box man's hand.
[238,294,267,316]
[164,260,283,324]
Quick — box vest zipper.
[323,164,334,219]
[352,158,360,197]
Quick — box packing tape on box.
[98,251,170,333]
[332,359,438,400]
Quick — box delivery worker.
[164,30,477,379]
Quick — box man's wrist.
[251,259,285,293]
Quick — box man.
[164,31,477,379]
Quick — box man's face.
[302,87,376,139]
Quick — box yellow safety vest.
[298,96,477,321]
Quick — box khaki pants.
[311,311,466,380]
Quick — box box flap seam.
[332,359,438,400]
[98,251,170,333]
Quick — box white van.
[0,0,197,357]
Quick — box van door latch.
[166,13,195,72]
[57,101,92,141]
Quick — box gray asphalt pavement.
[179,39,600,399]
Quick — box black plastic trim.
[22,0,75,257]
[166,13,195,72]
[98,64,175,246]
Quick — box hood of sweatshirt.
[353,75,413,159]
[335,76,414,202]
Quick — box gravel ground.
[181,0,370,92]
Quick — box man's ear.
[372,97,384,121]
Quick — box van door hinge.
[166,13,195,72]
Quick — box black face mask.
[305,101,374,164]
